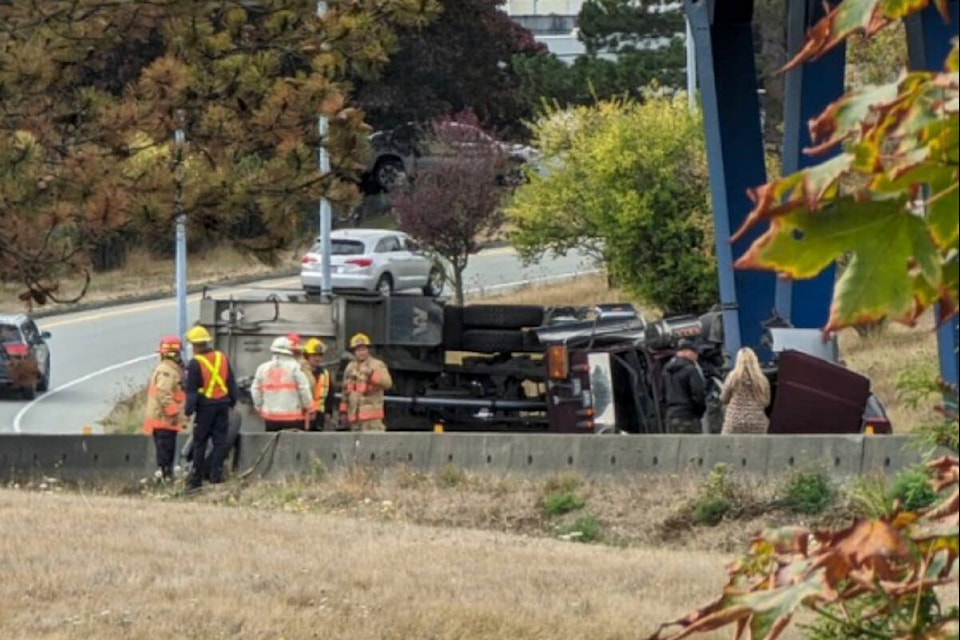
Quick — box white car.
[300,229,445,297]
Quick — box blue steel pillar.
[776,0,846,328]
[905,0,960,387]
[685,0,777,358]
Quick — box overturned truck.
[197,289,891,435]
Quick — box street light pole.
[174,109,188,345]
[317,1,333,298]
[685,15,697,111]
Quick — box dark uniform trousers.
[190,404,230,487]
[153,430,178,478]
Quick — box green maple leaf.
[736,197,941,330]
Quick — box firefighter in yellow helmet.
[184,324,237,489]
[339,332,392,432]
[143,336,187,481]
[304,338,335,430]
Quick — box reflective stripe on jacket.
[251,355,313,422]
[143,359,186,434]
[312,369,332,413]
[195,351,230,400]
[339,357,392,424]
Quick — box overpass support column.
[685,0,776,357]
[776,0,846,328]
[905,1,960,387]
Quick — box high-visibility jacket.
[194,351,231,400]
[143,359,187,434]
[312,367,334,414]
[251,355,313,423]
[340,357,392,424]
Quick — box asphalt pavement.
[1,248,593,434]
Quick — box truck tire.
[461,329,526,353]
[443,304,464,350]
[462,304,544,330]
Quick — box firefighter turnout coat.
[251,354,314,423]
[143,359,187,434]
[340,357,393,425]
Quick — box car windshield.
[310,239,366,256]
[0,324,22,343]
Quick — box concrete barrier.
[0,433,941,482]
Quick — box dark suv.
[0,313,52,399]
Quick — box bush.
[780,469,835,514]
[688,464,737,526]
[436,464,467,489]
[541,492,586,517]
[555,514,602,543]
[889,466,939,512]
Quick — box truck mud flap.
[462,304,545,329]
[461,329,526,353]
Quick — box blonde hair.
[723,347,770,405]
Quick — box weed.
[889,465,939,512]
[692,496,732,527]
[685,464,737,526]
[555,514,602,543]
[541,492,586,517]
[308,456,327,482]
[436,464,467,489]
[845,473,895,518]
[780,469,836,514]
[542,472,584,495]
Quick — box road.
[1,248,593,434]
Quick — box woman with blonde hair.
[720,347,771,434]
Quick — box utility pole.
[317,1,333,298]
[174,109,188,346]
[685,15,697,111]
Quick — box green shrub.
[889,466,939,512]
[436,464,467,489]
[542,492,586,517]
[688,464,737,526]
[780,469,836,514]
[555,514,601,543]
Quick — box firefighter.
[251,336,314,432]
[339,332,392,432]
[184,325,238,489]
[142,336,187,480]
[287,332,316,391]
[304,337,335,431]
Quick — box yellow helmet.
[185,325,212,344]
[349,332,372,349]
[304,337,327,355]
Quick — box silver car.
[300,229,445,297]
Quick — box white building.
[503,0,587,63]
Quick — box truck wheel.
[462,304,544,330]
[461,329,526,353]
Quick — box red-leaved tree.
[390,112,509,305]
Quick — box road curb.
[30,268,301,320]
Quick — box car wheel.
[21,383,37,400]
[375,274,394,297]
[37,357,50,392]
[423,267,444,297]
[374,158,406,192]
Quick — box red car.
[0,313,52,399]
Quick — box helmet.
[287,333,303,351]
[349,332,372,349]
[304,338,326,355]
[185,326,212,344]
[157,336,182,356]
[270,336,294,356]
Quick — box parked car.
[0,313,52,399]
[362,121,539,193]
[300,229,445,297]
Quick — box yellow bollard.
[433,421,444,434]
[82,425,93,435]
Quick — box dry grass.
[838,315,941,431]
[98,385,150,435]
[0,246,298,312]
[0,469,817,640]
[473,273,642,309]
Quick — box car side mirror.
[41,331,51,340]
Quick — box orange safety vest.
[312,369,331,413]
[195,351,230,400]
[143,361,186,434]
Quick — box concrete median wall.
[0,433,940,483]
